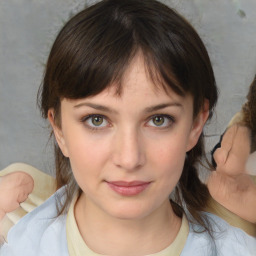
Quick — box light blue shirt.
[1,187,256,256]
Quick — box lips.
[106,180,151,196]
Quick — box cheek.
[150,138,187,185]
[65,127,109,163]
[152,132,187,166]
[66,135,111,188]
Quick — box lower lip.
[106,182,151,196]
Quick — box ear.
[48,109,69,157]
[186,100,209,152]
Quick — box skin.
[0,171,34,221]
[49,54,209,255]
[207,124,256,223]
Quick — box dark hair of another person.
[38,0,218,236]
[242,75,256,151]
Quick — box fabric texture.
[1,187,256,256]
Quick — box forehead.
[119,53,180,93]
[64,54,193,110]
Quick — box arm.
[207,125,256,223]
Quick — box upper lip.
[106,181,151,187]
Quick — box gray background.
[1,0,256,175]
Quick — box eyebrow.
[74,102,118,114]
[74,102,182,113]
[144,103,183,113]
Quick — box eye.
[152,116,165,126]
[91,116,104,126]
[82,114,109,129]
[147,115,174,128]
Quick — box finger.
[228,125,251,159]
[223,126,251,175]
[213,148,228,166]
[219,125,238,156]
[213,125,238,167]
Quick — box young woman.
[1,0,255,255]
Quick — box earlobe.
[48,109,69,157]
[186,100,209,152]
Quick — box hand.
[0,171,34,220]
[207,125,256,223]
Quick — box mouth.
[106,180,151,196]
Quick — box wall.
[1,0,256,174]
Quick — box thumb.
[213,147,229,166]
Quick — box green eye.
[147,115,174,128]
[152,116,165,126]
[83,114,108,129]
[92,116,104,126]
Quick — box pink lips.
[106,180,151,196]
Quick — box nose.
[112,127,145,171]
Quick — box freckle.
[237,9,246,18]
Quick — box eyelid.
[80,114,111,130]
[150,114,175,121]
[80,114,106,122]
[146,114,175,128]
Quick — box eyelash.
[147,114,175,129]
[80,114,110,131]
[80,114,175,131]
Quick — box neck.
[74,193,181,256]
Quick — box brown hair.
[38,0,218,234]
[241,75,256,151]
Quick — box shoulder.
[0,187,69,256]
[181,212,256,256]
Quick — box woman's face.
[49,55,208,220]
